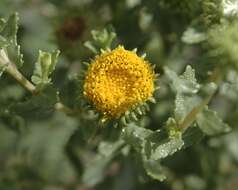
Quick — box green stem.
[0,49,37,95]
[0,49,78,115]
[179,94,213,129]
[6,62,37,94]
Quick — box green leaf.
[165,65,200,95]
[0,35,8,48]
[174,94,201,125]
[1,13,19,45]
[165,65,201,123]
[149,133,184,160]
[0,49,9,77]
[82,140,125,186]
[224,129,238,162]
[19,112,77,182]
[208,22,238,69]
[143,128,183,181]
[9,85,58,120]
[31,50,60,89]
[0,110,25,133]
[6,44,23,68]
[202,0,223,26]
[84,41,98,54]
[122,123,184,160]
[122,124,154,153]
[182,27,207,44]
[222,0,238,18]
[0,61,7,77]
[0,13,23,68]
[220,69,238,100]
[122,123,184,181]
[84,26,116,54]
[142,158,166,181]
[0,84,24,102]
[0,123,18,159]
[196,107,231,135]
[182,125,204,148]
[0,18,6,31]
[60,77,80,109]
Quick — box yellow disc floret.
[83,46,155,118]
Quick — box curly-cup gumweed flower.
[83,45,157,121]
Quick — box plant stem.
[179,94,213,129]
[0,49,37,95]
[0,50,80,116]
[6,62,37,94]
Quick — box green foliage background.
[0,0,238,190]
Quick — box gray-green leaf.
[182,125,204,148]
[84,26,116,54]
[83,140,125,186]
[1,13,19,45]
[165,65,201,123]
[122,123,184,181]
[165,65,200,95]
[182,27,207,44]
[143,158,166,181]
[0,35,8,48]
[31,50,60,88]
[0,13,23,68]
[0,18,6,31]
[196,107,231,135]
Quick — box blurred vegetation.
[1,0,238,190]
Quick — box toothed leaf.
[196,107,231,135]
[31,50,60,89]
[165,66,201,124]
[0,13,23,68]
[122,123,184,181]
[1,13,19,45]
[84,26,116,54]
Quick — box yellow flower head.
[83,46,155,119]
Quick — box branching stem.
[0,49,78,115]
[6,62,37,94]
[0,49,37,95]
